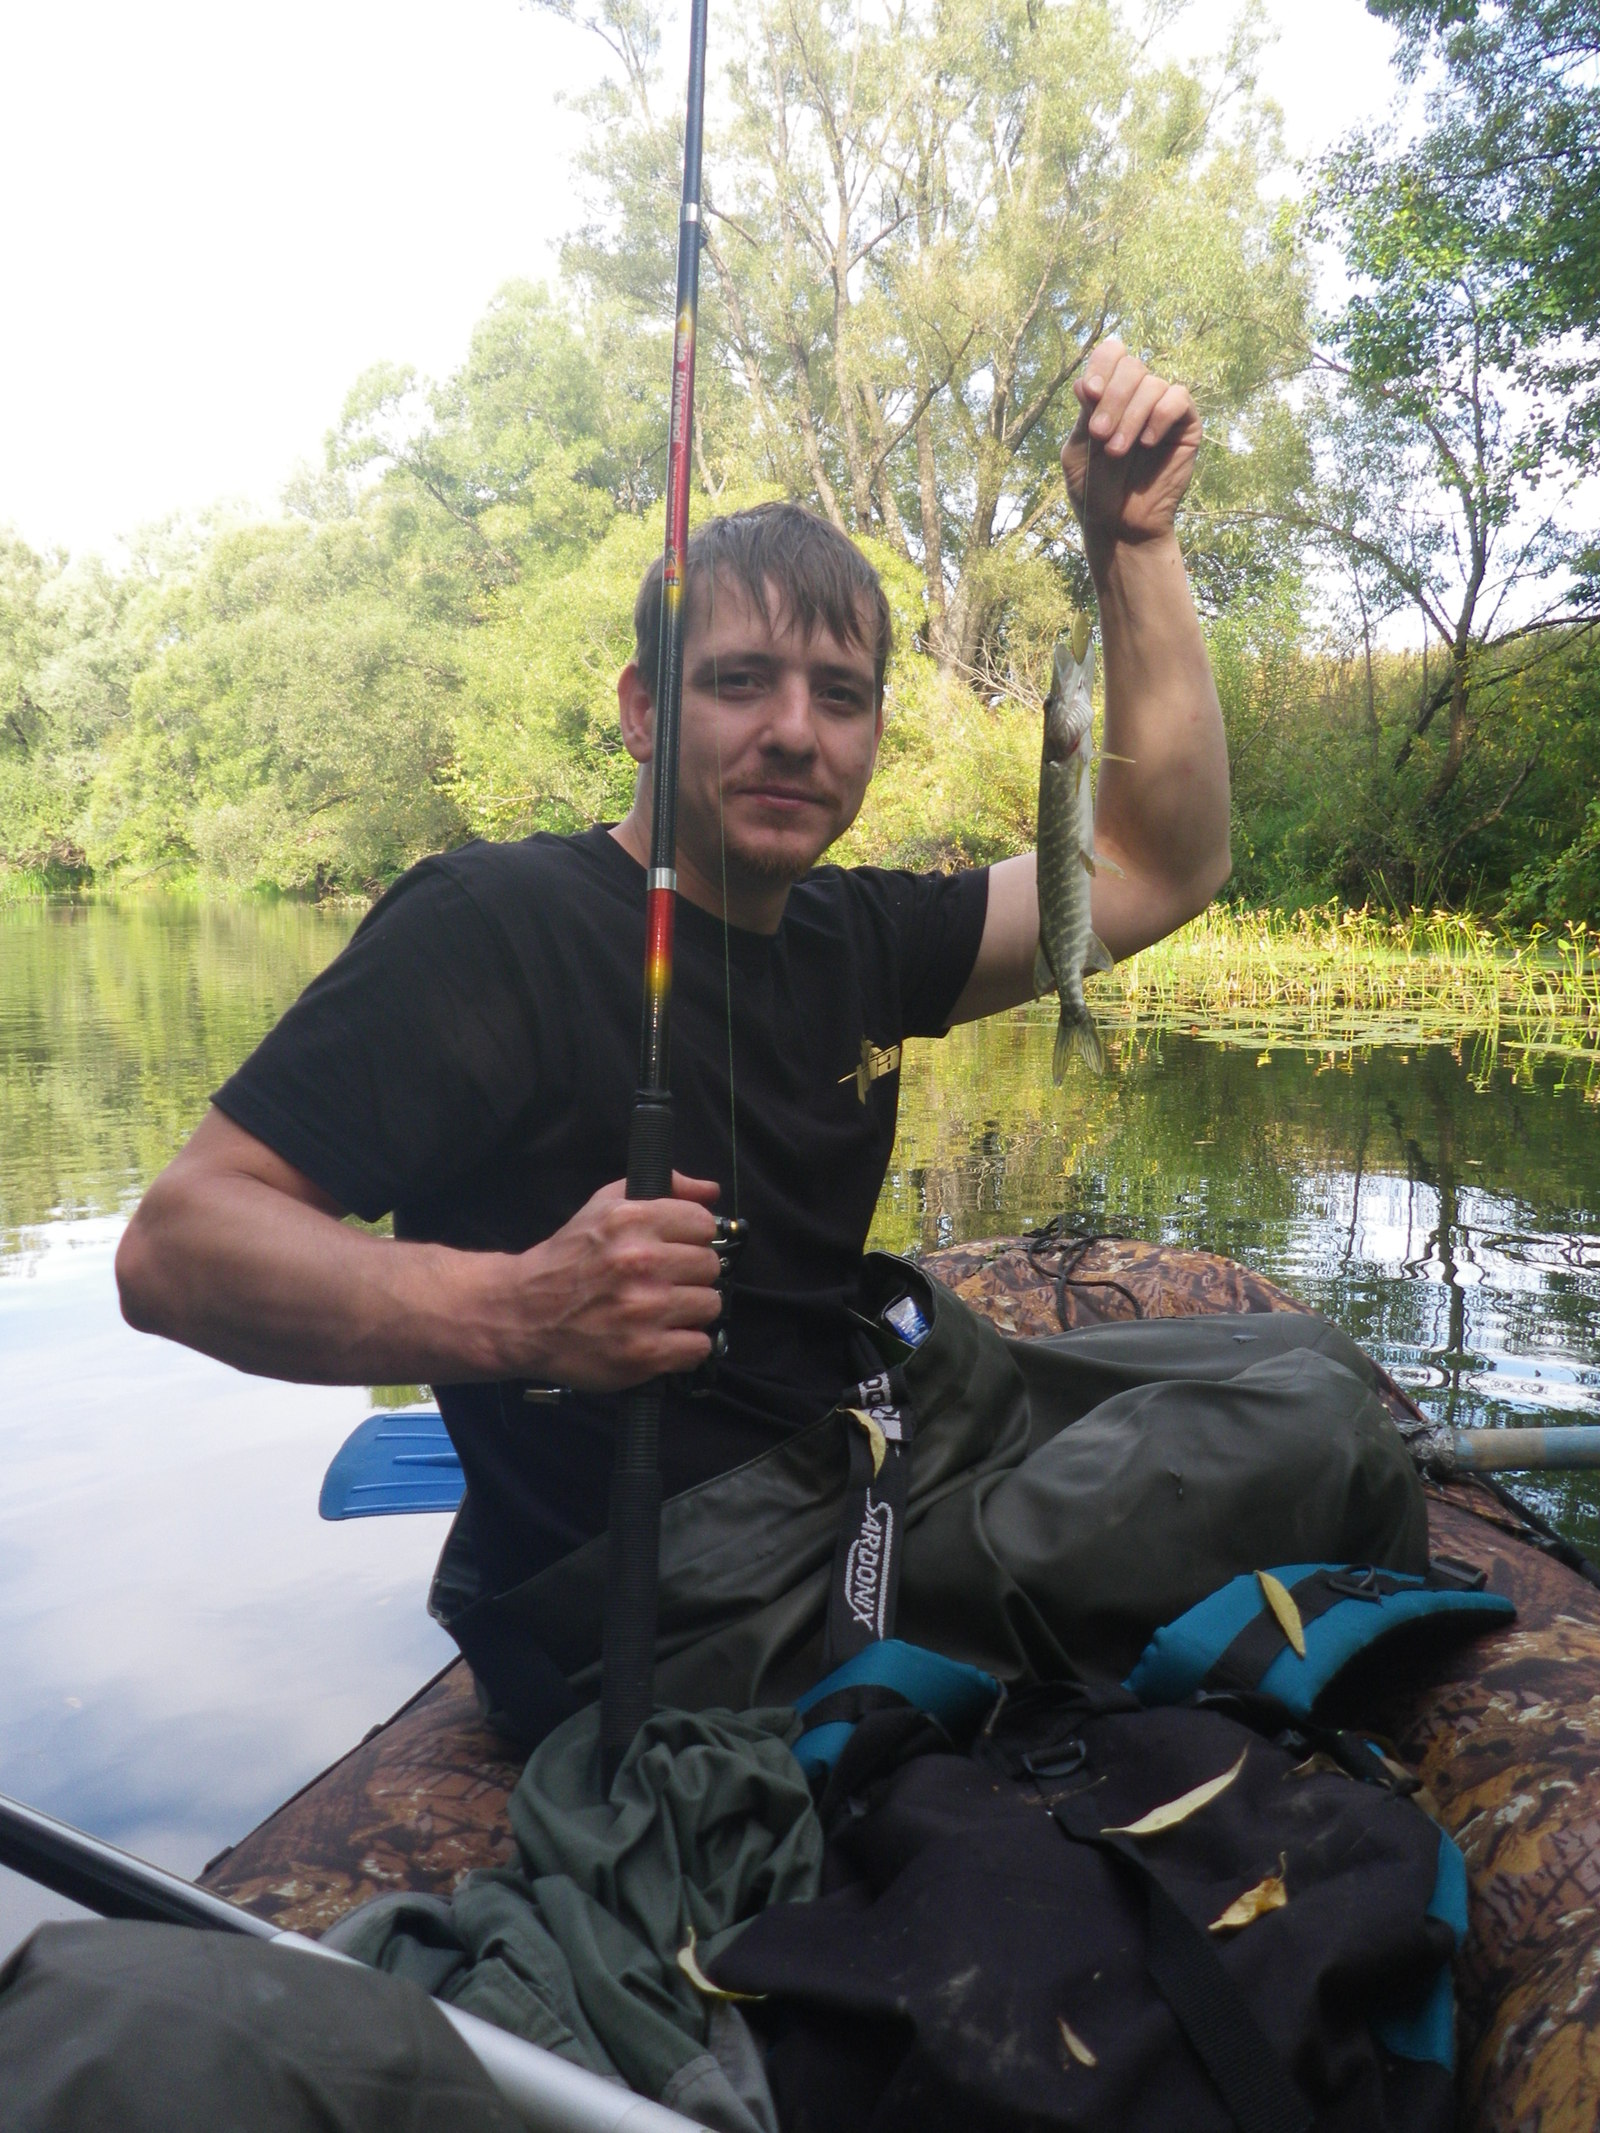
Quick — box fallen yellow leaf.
[846,1408,887,1478]
[1058,2016,1098,2067]
[1210,1855,1289,1933]
[677,1931,766,2004]
[1289,1750,1344,1780]
[1257,1570,1307,1659]
[1103,1746,1249,1837]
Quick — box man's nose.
[761,673,819,755]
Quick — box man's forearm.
[1089,535,1231,960]
[116,1168,511,1386]
[948,534,1230,1025]
[115,1107,724,1392]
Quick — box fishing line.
[709,573,741,1221]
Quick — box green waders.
[432,1255,1427,1741]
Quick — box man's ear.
[617,661,655,766]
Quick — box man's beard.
[720,813,840,884]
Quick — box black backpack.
[710,1683,1463,2133]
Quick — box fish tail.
[1053,1005,1106,1082]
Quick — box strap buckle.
[1323,1567,1386,1603]
[1426,1551,1488,1592]
[1022,1738,1089,1783]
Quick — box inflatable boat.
[199,1233,1600,2133]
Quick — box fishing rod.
[0,1788,697,2132]
[599,0,712,1791]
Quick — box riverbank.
[7,880,1597,1062]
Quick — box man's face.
[626,573,884,889]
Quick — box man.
[115,340,1230,1709]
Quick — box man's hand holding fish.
[950,337,1231,1052]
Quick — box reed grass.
[1089,903,1600,1060]
[0,867,54,906]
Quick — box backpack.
[710,1680,1465,2133]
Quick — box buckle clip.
[1324,1567,1386,1603]
[1427,1551,1488,1593]
[1023,1738,1089,1782]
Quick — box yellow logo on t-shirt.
[839,1037,902,1103]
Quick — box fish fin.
[1033,941,1057,996]
[1078,849,1096,877]
[1087,848,1124,879]
[1070,610,1092,663]
[1053,1009,1106,1083]
[1082,931,1114,975]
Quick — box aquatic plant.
[0,865,68,906]
[1095,903,1600,1060]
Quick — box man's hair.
[632,502,893,703]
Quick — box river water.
[5,897,1600,1949]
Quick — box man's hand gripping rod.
[599,0,716,1793]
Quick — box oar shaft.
[0,1789,272,1937]
[0,1789,697,2132]
[1422,1425,1600,1473]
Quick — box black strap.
[1202,1567,1422,1696]
[823,1370,914,1668]
[796,1682,915,1732]
[1186,1690,1420,1797]
[1137,1849,1313,2133]
[1053,1797,1312,2133]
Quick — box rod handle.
[626,1091,674,1203]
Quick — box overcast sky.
[0,0,1401,560]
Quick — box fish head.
[1042,634,1095,765]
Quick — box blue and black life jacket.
[792,1555,1513,1779]
[734,1660,1479,2133]
[791,1637,999,1780]
[770,1555,1514,2128]
[1124,1555,1514,1717]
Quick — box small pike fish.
[1035,614,1113,1080]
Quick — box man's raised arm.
[951,338,1231,1024]
[114,1108,723,1391]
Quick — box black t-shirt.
[215,825,989,1595]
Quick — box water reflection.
[1,900,455,1956]
[5,902,1600,1953]
[1,896,356,1243]
[878,1019,1600,1546]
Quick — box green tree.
[89,515,466,892]
[0,534,54,863]
[556,0,1307,683]
[328,281,666,596]
[76,280,686,892]
[0,534,151,876]
[1284,107,1599,877]
[1364,0,1600,441]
